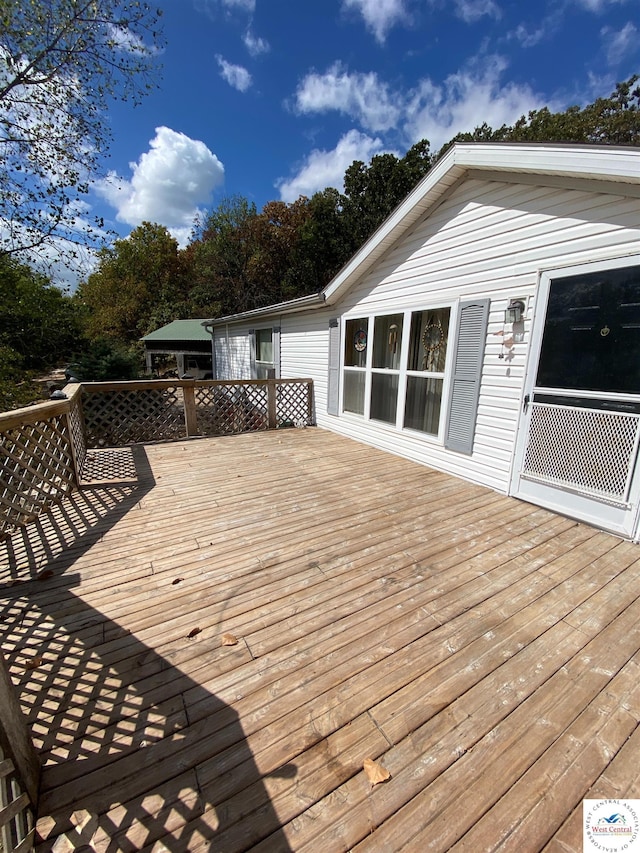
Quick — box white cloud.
[216,55,252,92]
[291,53,547,152]
[276,130,388,202]
[97,126,224,246]
[342,0,409,43]
[1,199,104,291]
[105,23,157,56]
[221,0,255,10]
[404,55,546,150]
[243,29,270,56]
[573,0,628,10]
[511,22,548,47]
[601,21,638,65]
[294,63,401,132]
[453,0,501,22]
[195,0,255,20]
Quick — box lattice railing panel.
[0,414,76,537]
[276,381,313,427]
[82,387,186,447]
[68,392,87,474]
[195,384,269,435]
[0,746,35,853]
[522,402,640,504]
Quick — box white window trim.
[339,303,457,442]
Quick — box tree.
[437,75,640,157]
[0,253,83,408]
[72,338,140,381]
[0,253,81,370]
[77,222,186,343]
[188,196,260,317]
[341,140,433,254]
[0,0,163,260]
[282,188,350,295]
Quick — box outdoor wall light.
[505,299,525,324]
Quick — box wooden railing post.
[0,651,39,851]
[63,384,86,488]
[306,380,313,426]
[183,380,199,437]
[267,380,277,429]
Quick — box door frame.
[510,254,640,539]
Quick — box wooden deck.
[1,427,640,852]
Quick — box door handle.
[523,394,530,413]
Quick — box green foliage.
[77,222,187,343]
[0,0,164,258]
[341,140,434,254]
[0,253,82,370]
[438,75,640,156]
[72,339,140,381]
[187,196,259,317]
[0,345,42,411]
[0,253,82,409]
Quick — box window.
[343,317,368,414]
[537,264,640,394]
[370,314,403,425]
[252,327,279,379]
[404,308,450,435]
[341,307,451,438]
[255,328,273,364]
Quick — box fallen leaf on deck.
[363,758,391,786]
[24,657,44,670]
[187,627,202,639]
[37,569,54,581]
[221,633,238,646]
[172,578,184,585]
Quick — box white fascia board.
[323,142,640,305]
[454,142,640,183]
[201,292,326,329]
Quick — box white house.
[203,142,640,540]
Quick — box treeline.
[1,76,639,407]
[78,76,640,344]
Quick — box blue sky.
[80,0,639,282]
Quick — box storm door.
[511,260,640,538]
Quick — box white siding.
[280,309,333,420]
[214,325,252,380]
[289,178,640,493]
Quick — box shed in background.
[142,319,213,378]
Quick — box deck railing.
[0,376,313,849]
[1,377,314,539]
[0,652,40,853]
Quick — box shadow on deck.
[1,445,293,851]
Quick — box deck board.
[1,427,640,852]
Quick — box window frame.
[250,326,280,379]
[340,303,456,441]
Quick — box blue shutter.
[445,299,490,455]
[327,318,340,416]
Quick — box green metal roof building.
[141,320,213,378]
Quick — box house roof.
[142,319,212,343]
[205,142,640,327]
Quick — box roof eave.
[322,141,640,304]
[202,292,326,329]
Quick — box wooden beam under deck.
[1,428,639,852]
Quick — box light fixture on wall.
[505,298,525,324]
